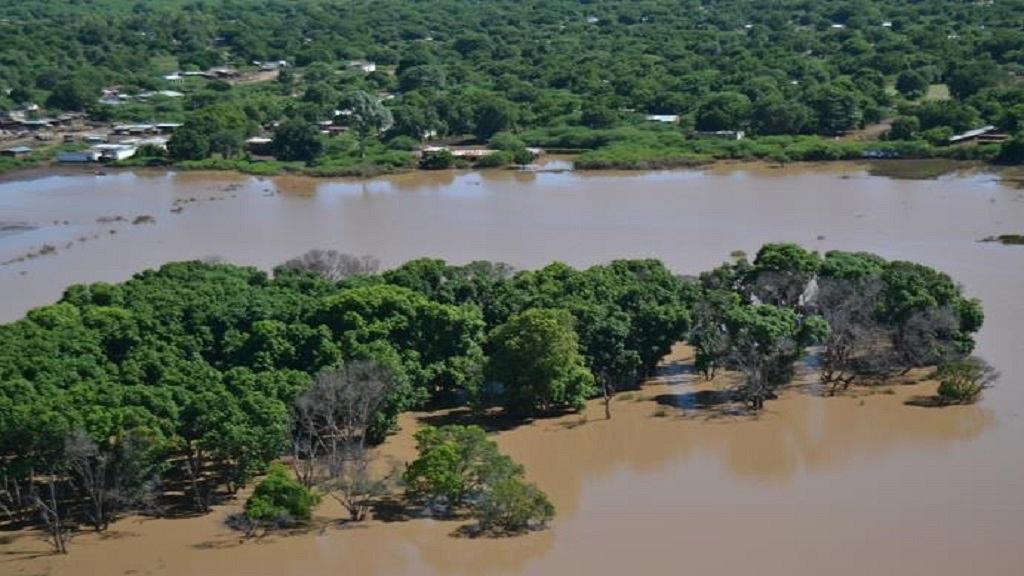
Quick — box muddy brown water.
[1,162,1023,575]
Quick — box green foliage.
[402,425,521,509]
[419,149,455,170]
[935,358,997,405]
[486,308,596,414]
[271,119,323,162]
[245,464,320,524]
[696,92,752,132]
[896,70,930,100]
[996,133,1024,165]
[473,477,554,534]
[402,424,553,533]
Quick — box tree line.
[0,244,984,549]
[3,0,1024,171]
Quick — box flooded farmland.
[1,162,1023,575]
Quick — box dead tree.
[30,461,70,554]
[293,361,394,520]
[275,250,380,281]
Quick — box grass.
[519,123,1005,171]
[924,84,952,101]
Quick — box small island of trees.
[0,243,988,551]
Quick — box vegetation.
[0,241,986,547]
[2,0,1024,174]
[243,464,320,527]
[935,358,999,405]
[403,424,553,534]
[692,244,983,402]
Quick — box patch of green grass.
[924,84,951,101]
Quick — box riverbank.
[1,345,997,576]
[2,127,1016,182]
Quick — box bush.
[935,358,998,405]
[244,464,320,526]
[402,425,522,511]
[488,132,526,151]
[475,151,512,168]
[420,149,455,170]
[472,478,554,534]
[387,135,420,151]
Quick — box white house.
[645,114,680,123]
[347,60,377,73]
[57,149,103,163]
[91,144,137,161]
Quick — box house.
[421,146,497,160]
[255,61,287,72]
[693,130,746,141]
[645,114,680,123]
[112,124,156,135]
[347,60,377,73]
[163,73,184,84]
[155,123,183,134]
[245,136,273,155]
[57,149,103,163]
[1,146,32,158]
[18,119,52,131]
[91,144,137,161]
[949,125,1008,145]
[137,137,169,150]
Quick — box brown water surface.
[1,163,1023,575]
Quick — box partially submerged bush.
[244,464,320,527]
[935,358,998,405]
[472,477,554,535]
[403,424,554,535]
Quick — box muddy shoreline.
[0,155,1008,187]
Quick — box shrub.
[935,358,998,405]
[420,149,455,170]
[488,132,526,151]
[387,135,420,151]
[472,478,554,534]
[402,425,522,511]
[475,151,512,168]
[244,464,320,526]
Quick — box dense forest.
[2,0,1024,173]
[0,244,984,544]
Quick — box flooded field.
[1,162,1023,575]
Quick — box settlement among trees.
[0,244,985,549]
[3,0,1024,175]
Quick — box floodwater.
[2,162,1024,575]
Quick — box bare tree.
[65,429,161,532]
[326,445,395,521]
[275,250,380,281]
[30,460,70,554]
[814,277,894,392]
[895,307,964,371]
[293,362,394,520]
[65,431,113,532]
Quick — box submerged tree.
[292,362,395,520]
[935,357,999,405]
[719,304,827,410]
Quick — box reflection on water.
[1,164,1023,575]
